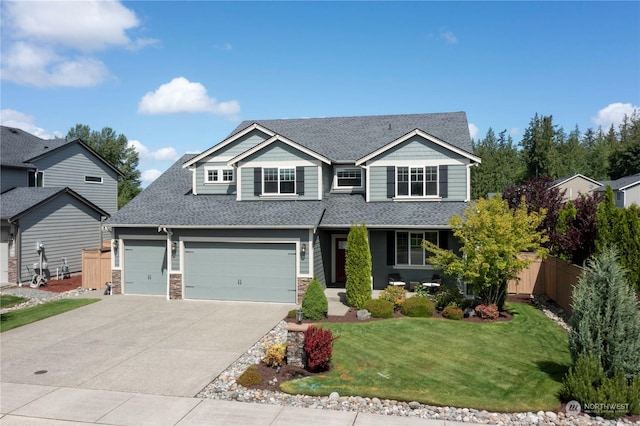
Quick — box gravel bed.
[197,296,638,425]
[0,285,99,314]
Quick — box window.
[263,167,296,194]
[335,168,362,188]
[84,176,103,184]
[204,167,233,183]
[396,231,438,265]
[28,171,43,187]
[396,166,438,197]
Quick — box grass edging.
[1,298,101,332]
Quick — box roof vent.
[44,146,49,149]
[9,128,18,134]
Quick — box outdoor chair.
[388,273,406,288]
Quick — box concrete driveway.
[0,295,292,397]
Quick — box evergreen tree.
[595,186,619,253]
[68,124,142,208]
[558,125,587,177]
[345,223,372,309]
[569,247,640,378]
[301,277,328,320]
[520,114,562,179]
[609,112,640,179]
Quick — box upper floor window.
[205,167,234,184]
[396,166,438,197]
[396,231,438,265]
[85,176,103,184]
[264,167,295,194]
[28,171,43,187]
[335,167,362,189]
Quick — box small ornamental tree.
[301,277,328,320]
[424,196,548,308]
[569,247,640,379]
[304,326,337,372]
[345,223,372,309]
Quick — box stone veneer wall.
[169,274,182,300]
[111,270,122,294]
[286,323,308,368]
[8,258,17,284]
[296,277,312,304]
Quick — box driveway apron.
[0,295,292,397]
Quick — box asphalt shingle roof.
[1,187,69,219]
[605,173,640,190]
[1,126,70,168]
[227,112,472,162]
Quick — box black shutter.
[296,166,305,195]
[386,166,395,198]
[386,231,395,265]
[439,230,449,250]
[439,165,448,198]
[254,168,262,196]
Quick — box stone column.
[111,270,122,294]
[286,323,309,368]
[169,274,182,300]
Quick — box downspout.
[8,218,20,286]
[159,226,172,300]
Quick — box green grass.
[281,302,571,412]
[0,294,28,309]
[0,299,100,332]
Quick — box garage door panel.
[124,240,167,295]
[184,242,296,302]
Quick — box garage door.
[184,242,296,302]
[123,240,167,295]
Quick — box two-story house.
[594,173,640,208]
[105,112,480,303]
[0,126,121,285]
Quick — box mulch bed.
[40,274,83,293]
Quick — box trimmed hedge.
[363,299,394,318]
[302,277,328,320]
[400,296,435,317]
[442,305,464,320]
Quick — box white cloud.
[214,43,233,51]
[468,123,479,139]
[440,30,458,45]
[128,140,180,163]
[141,169,163,186]
[0,109,62,138]
[137,77,241,119]
[592,102,639,129]
[1,0,153,87]
[510,128,520,137]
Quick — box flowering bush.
[475,303,499,320]
[304,326,338,372]
[379,285,407,310]
[263,342,287,367]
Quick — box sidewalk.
[0,382,465,425]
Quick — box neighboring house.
[105,112,481,303]
[594,172,640,208]
[551,174,602,201]
[0,126,121,285]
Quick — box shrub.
[263,343,287,368]
[433,286,465,310]
[475,303,499,320]
[304,326,337,372]
[560,356,640,418]
[363,299,394,318]
[287,309,298,319]
[400,296,434,317]
[345,223,372,309]
[379,286,407,310]
[237,365,263,387]
[569,247,640,378]
[301,277,328,320]
[442,305,463,320]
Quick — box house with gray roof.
[1,126,121,285]
[551,174,602,201]
[594,172,640,208]
[105,112,480,303]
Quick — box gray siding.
[240,165,319,201]
[34,143,118,215]
[195,162,236,195]
[368,164,467,201]
[242,140,315,162]
[1,168,27,192]
[18,193,103,282]
[376,136,466,162]
[322,164,333,197]
[210,129,270,158]
[626,186,640,207]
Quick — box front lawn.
[280,302,571,412]
[1,298,100,332]
[0,294,28,309]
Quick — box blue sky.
[2,1,639,186]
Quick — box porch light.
[171,241,177,256]
[301,243,306,256]
[296,308,304,324]
[112,240,118,251]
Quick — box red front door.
[335,238,347,283]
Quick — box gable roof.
[228,134,332,166]
[184,112,473,166]
[604,173,640,191]
[0,187,109,221]
[0,126,124,177]
[551,174,602,188]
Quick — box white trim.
[204,166,235,184]
[333,167,364,191]
[236,167,242,201]
[330,234,348,283]
[307,229,314,278]
[395,230,439,267]
[356,129,481,165]
[240,160,318,168]
[228,134,331,166]
[550,174,603,189]
[367,158,464,167]
[395,165,439,198]
[84,175,103,184]
[262,166,296,196]
[466,164,471,202]
[259,194,299,199]
[182,123,276,168]
[364,165,371,202]
[393,196,442,202]
[619,180,640,191]
[190,167,197,195]
[317,165,323,200]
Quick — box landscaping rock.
[356,309,371,320]
[409,401,420,410]
[329,392,340,401]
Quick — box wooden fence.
[82,248,111,290]
[508,253,582,314]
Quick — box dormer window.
[335,167,362,189]
[205,167,234,184]
[264,167,295,194]
[396,166,438,197]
